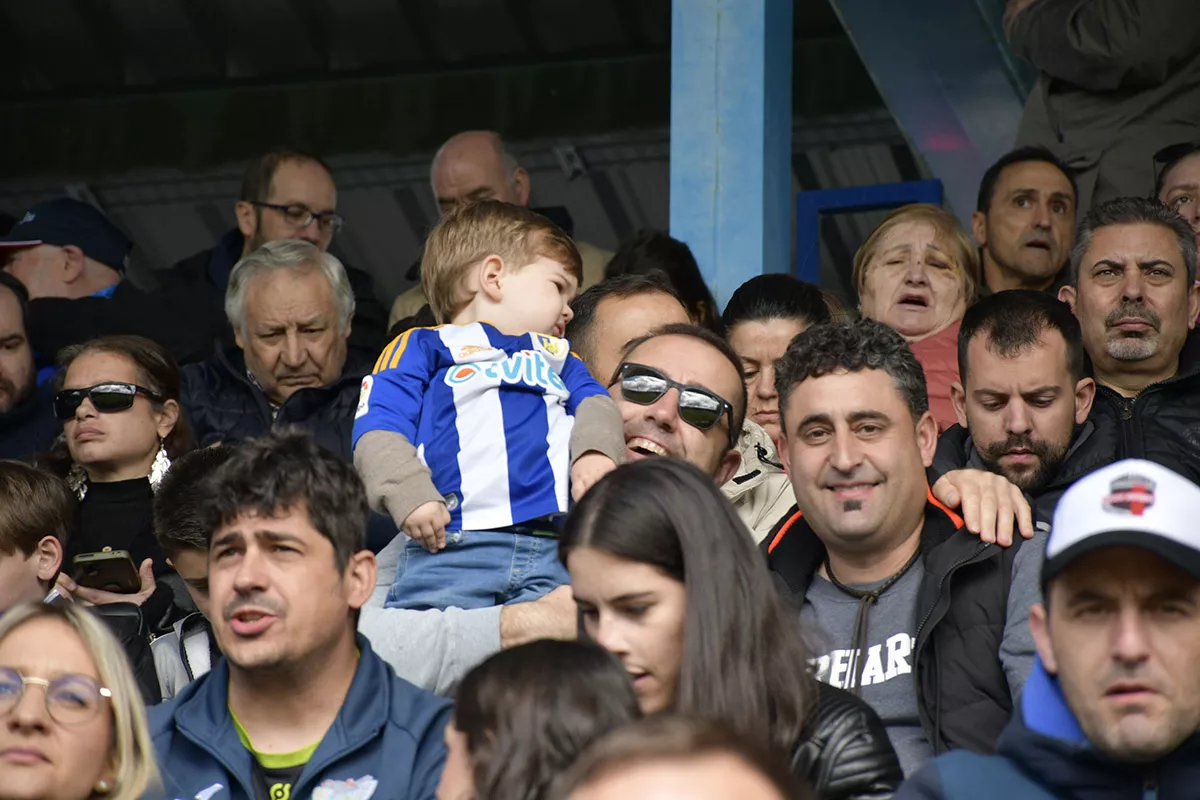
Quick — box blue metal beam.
[794,180,944,283]
[669,0,793,308]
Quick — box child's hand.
[403,501,451,552]
[570,452,618,501]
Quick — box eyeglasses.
[53,383,164,421]
[615,363,737,448]
[250,201,345,234]
[0,667,111,726]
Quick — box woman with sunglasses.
[562,458,903,800]
[0,602,160,800]
[42,335,193,631]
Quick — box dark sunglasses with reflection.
[613,362,737,449]
[53,383,164,421]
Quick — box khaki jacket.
[722,419,796,544]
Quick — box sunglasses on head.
[53,383,164,421]
[615,363,737,448]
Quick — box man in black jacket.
[1058,197,1200,483]
[765,320,1045,776]
[934,291,1104,524]
[181,239,366,461]
[164,147,387,358]
[0,273,57,460]
[0,198,219,366]
[900,459,1200,799]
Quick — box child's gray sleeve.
[569,395,626,465]
[354,429,445,526]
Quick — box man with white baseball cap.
[899,458,1200,799]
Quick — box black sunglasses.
[615,363,737,448]
[53,383,164,421]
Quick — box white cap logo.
[1102,474,1156,517]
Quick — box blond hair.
[852,203,980,301]
[421,199,583,323]
[0,603,160,800]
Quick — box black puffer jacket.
[180,346,370,461]
[1087,368,1200,485]
[794,681,902,800]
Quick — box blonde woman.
[0,603,159,800]
[854,204,980,431]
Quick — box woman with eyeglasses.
[41,335,194,632]
[720,274,844,543]
[0,602,159,800]
[562,458,903,800]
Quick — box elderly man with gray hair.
[180,238,368,460]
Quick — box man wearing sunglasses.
[165,147,387,358]
[610,323,747,489]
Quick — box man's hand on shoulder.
[932,469,1034,547]
[499,585,576,649]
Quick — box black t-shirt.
[252,760,306,800]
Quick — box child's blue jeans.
[384,528,569,611]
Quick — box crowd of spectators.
[2,3,1200,796]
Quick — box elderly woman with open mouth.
[854,203,980,432]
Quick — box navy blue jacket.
[898,658,1200,799]
[149,635,451,800]
[0,381,59,461]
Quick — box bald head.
[431,131,531,216]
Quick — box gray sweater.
[358,535,503,695]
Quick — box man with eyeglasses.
[0,198,220,368]
[1155,141,1200,372]
[166,147,387,357]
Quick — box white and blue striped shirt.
[352,322,608,531]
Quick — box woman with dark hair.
[43,335,194,631]
[562,459,902,800]
[719,274,840,543]
[436,639,642,800]
[604,231,724,334]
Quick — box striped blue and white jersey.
[352,322,608,531]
